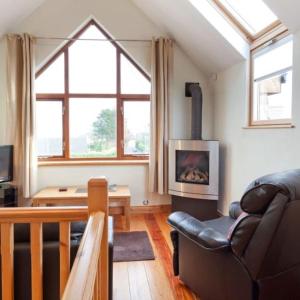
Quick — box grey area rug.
[113,231,155,262]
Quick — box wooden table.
[32,185,131,230]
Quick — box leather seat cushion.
[168,212,230,250]
[203,216,235,236]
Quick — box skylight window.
[188,0,249,59]
[218,0,278,35]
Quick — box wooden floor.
[113,213,200,300]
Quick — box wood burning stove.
[169,140,219,200]
[168,83,219,220]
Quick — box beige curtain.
[5,34,37,204]
[149,37,173,195]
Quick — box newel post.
[88,177,109,300]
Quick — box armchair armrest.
[229,201,243,219]
[168,212,230,251]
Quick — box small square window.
[69,98,117,158]
[36,100,64,157]
[123,101,150,155]
[251,36,293,125]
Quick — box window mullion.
[64,49,70,159]
[116,48,123,159]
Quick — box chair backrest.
[229,169,300,280]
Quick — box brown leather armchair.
[168,169,300,300]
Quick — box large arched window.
[35,20,150,160]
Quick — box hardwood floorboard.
[144,214,197,300]
[144,260,175,300]
[154,212,173,250]
[113,212,198,300]
[128,261,152,300]
[113,262,131,300]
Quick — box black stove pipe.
[185,82,202,140]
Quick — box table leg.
[124,199,130,231]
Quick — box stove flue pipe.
[185,82,203,140]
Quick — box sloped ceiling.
[131,0,300,75]
[1,0,300,74]
[131,0,247,75]
[264,0,300,32]
[0,0,45,35]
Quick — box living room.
[0,0,300,299]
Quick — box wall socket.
[143,199,149,205]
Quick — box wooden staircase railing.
[0,177,108,300]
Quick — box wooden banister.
[62,211,105,300]
[0,207,88,223]
[63,177,108,300]
[59,222,71,297]
[0,177,109,300]
[30,222,43,300]
[88,178,109,300]
[1,223,14,300]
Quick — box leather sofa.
[0,218,114,300]
[168,169,300,300]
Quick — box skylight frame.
[211,0,282,42]
[207,0,292,128]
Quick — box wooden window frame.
[36,98,66,158]
[208,1,293,128]
[211,0,282,42]
[36,20,151,161]
[248,31,292,127]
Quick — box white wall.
[213,31,300,214]
[0,0,213,206]
[38,164,172,206]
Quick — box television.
[0,145,13,184]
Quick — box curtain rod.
[35,36,152,42]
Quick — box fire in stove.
[176,150,209,185]
[179,168,209,184]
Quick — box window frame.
[36,98,65,158]
[212,0,282,42]
[210,0,293,128]
[122,99,151,156]
[249,31,293,127]
[36,20,151,161]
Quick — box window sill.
[38,160,150,167]
[243,124,295,129]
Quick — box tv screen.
[0,145,13,184]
